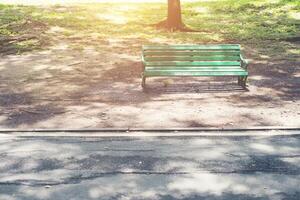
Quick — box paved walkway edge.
[0,126,299,132]
[0,127,299,137]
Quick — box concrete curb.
[0,127,299,137]
[0,126,299,133]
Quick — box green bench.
[141,44,249,88]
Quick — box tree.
[156,0,191,31]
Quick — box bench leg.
[238,76,242,86]
[141,75,146,89]
[238,76,247,88]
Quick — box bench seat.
[141,44,249,88]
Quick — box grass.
[0,0,299,57]
[187,0,299,41]
[0,4,48,54]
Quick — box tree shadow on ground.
[0,92,66,128]
[0,2,299,128]
[0,135,300,199]
[0,38,298,128]
[157,192,300,200]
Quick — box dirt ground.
[0,1,300,130]
[0,35,299,129]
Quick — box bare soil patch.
[0,2,299,129]
[0,36,299,129]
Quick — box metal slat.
[144,56,240,61]
[145,67,245,71]
[143,44,241,51]
[144,71,248,76]
[145,61,241,66]
[145,66,242,69]
[143,51,241,56]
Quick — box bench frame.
[141,44,249,89]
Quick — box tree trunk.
[167,0,183,30]
[156,0,189,31]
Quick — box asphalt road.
[0,132,300,200]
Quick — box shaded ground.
[0,1,299,129]
[0,132,300,199]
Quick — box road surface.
[0,131,300,200]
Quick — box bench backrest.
[142,44,241,66]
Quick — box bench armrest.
[141,54,146,72]
[240,54,249,70]
[141,54,146,71]
[141,54,146,65]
